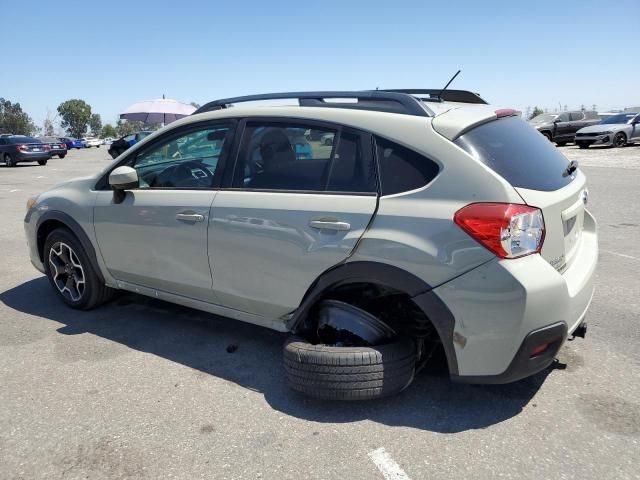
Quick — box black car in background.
[528,110,601,145]
[108,130,153,159]
[0,136,50,167]
[39,137,67,158]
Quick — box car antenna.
[437,69,461,101]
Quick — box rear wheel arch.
[288,261,458,375]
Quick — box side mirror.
[109,166,138,203]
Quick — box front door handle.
[176,212,205,223]
[309,220,351,231]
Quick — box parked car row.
[0,135,54,166]
[529,110,640,148]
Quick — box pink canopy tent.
[119,98,196,125]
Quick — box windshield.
[600,113,637,124]
[529,114,557,124]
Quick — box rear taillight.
[454,203,545,259]
[16,144,28,151]
[43,144,51,151]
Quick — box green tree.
[0,98,36,135]
[57,99,92,138]
[101,123,118,138]
[116,119,159,136]
[116,119,144,136]
[89,113,102,136]
[529,106,544,120]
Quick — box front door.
[208,120,378,318]
[94,122,235,302]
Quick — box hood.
[576,123,626,133]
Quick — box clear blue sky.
[2,0,638,129]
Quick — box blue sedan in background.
[59,137,86,149]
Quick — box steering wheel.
[154,160,213,188]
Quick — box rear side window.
[234,123,376,194]
[375,138,439,196]
[570,112,584,121]
[454,117,574,192]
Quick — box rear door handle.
[176,212,205,222]
[309,220,351,231]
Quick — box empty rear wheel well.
[300,282,449,373]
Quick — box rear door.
[208,119,378,318]
[454,116,587,273]
[554,112,572,140]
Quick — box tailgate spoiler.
[432,105,521,141]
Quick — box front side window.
[132,125,232,189]
[556,113,570,122]
[233,123,376,193]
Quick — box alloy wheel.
[48,242,86,302]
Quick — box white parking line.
[602,249,639,261]
[368,447,412,480]
[9,189,19,193]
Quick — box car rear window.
[9,136,40,144]
[454,117,574,192]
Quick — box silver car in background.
[575,112,640,148]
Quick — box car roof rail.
[194,91,434,117]
[380,89,488,104]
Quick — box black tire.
[541,131,552,141]
[556,142,567,147]
[284,336,416,400]
[59,154,66,159]
[4,154,16,167]
[613,132,627,148]
[38,159,47,166]
[44,228,114,310]
[578,143,589,149]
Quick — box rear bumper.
[15,152,50,162]
[435,209,597,381]
[451,322,568,384]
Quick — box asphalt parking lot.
[1,144,639,479]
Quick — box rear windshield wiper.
[563,160,578,177]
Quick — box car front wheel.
[613,132,627,148]
[44,228,114,310]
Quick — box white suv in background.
[24,89,597,400]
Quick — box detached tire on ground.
[284,336,416,400]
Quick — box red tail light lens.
[16,144,28,151]
[454,203,545,259]
[43,144,51,151]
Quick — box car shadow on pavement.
[1,277,556,434]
